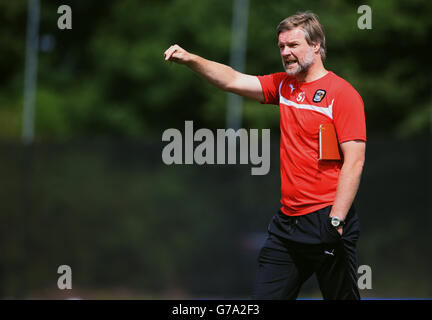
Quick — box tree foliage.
[0,0,431,141]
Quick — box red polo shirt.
[257,71,366,216]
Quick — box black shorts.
[252,205,361,300]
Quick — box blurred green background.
[0,0,431,299]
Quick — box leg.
[315,239,360,300]
[252,234,313,300]
[314,205,361,300]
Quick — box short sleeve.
[257,72,288,105]
[333,85,367,143]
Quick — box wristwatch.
[329,216,345,228]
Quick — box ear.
[312,42,321,55]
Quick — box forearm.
[329,160,364,221]
[186,54,239,92]
[164,44,264,102]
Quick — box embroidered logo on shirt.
[296,92,306,103]
[313,89,326,103]
[289,84,295,94]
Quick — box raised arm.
[164,44,265,103]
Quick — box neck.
[296,59,327,83]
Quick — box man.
[164,11,366,300]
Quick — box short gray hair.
[276,11,327,60]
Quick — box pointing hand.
[164,44,191,64]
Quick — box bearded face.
[278,28,317,77]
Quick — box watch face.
[331,217,340,227]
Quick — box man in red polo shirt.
[164,11,366,300]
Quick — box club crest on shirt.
[313,89,326,103]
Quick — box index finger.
[164,46,177,61]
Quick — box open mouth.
[285,60,298,66]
